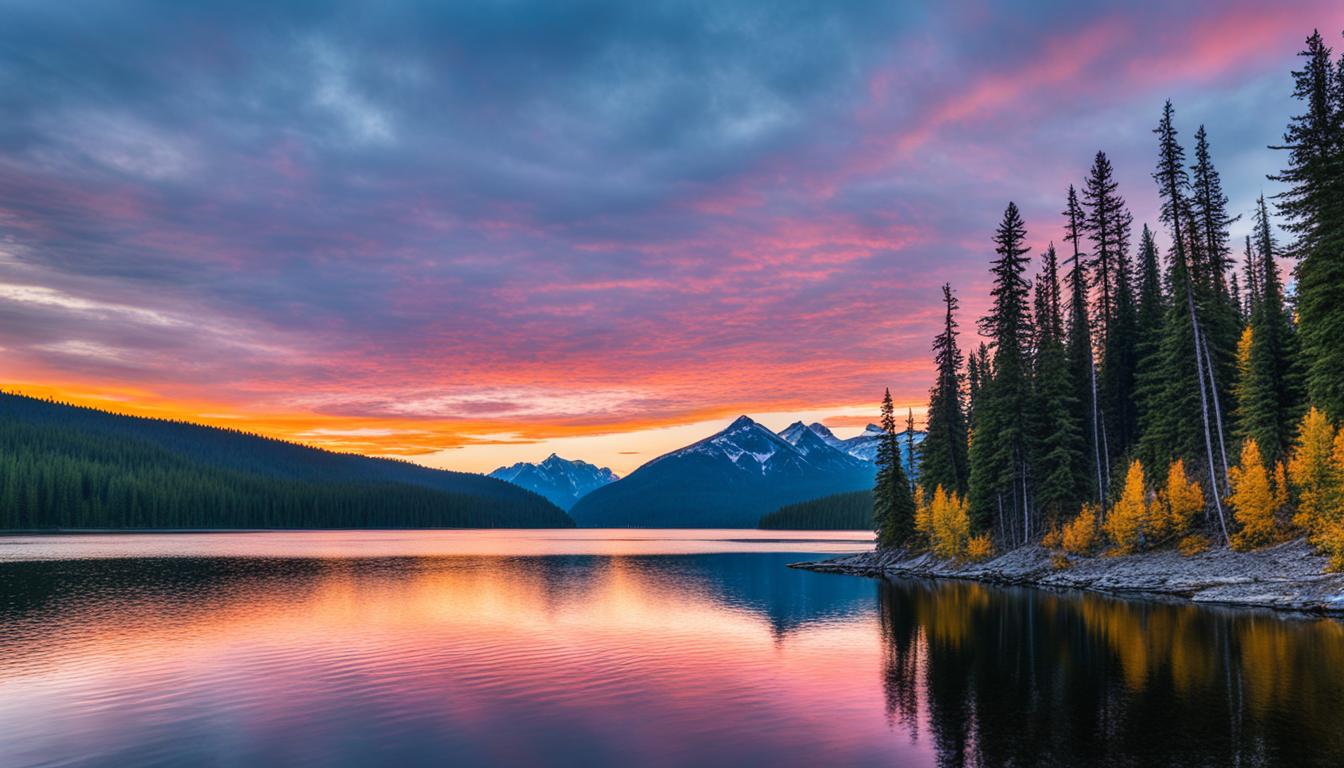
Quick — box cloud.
[1,0,1340,464]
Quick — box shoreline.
[790,538,1344,616]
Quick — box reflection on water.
[878,579,1344,767]
[1,531,1341,767]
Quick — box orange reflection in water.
[0,532,920,767]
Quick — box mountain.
[568,416,875,528]
[779,421,924,469]
[489,454,618,510]
[0,392,573,530]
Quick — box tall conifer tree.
[1064,186,1105,507]
[921,284,970,496]
[968,203,1035,544]
[1029,245,1085,522]
[1271,31,1344,419]
[874,388,916,547]
[1236,196,1307,462]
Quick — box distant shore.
[791,539,1344,616]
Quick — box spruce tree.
[1150,103,1232,542]
[1271,30,1344,419]
[1241,234,1261,316]
[1082,151,1141,461]
[904,408,918,492]
[1133,224,1169,471]
[1188,124,1242,429]
[1236,196,1307,462]
[1082,151,1133,339]
[969,202,1035,545]
[874,388,916,547]
[921,284,970,496]
[1064,185,1105,507]
[1030,244,1085,523]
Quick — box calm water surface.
[1,529,1342,767]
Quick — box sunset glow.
[3,1,1341,473]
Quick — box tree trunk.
[1200,333,1232,489]
[1185,280,1231,545]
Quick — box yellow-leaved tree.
[1228,439,1287,550]
[1062,503,1100,555]
[928,486,971,560]
[1288,408,1343,530]
[1104,460,1150,554]
[913,485,932,547]
[1159,459,1205,545]
[1286,409,1344,570]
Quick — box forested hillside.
[0,392,573,529]
[759,490,873,530]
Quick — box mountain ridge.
[568,415,876,528]
[488,454,618,510]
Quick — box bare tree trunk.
[1100,417,1112,487]
[997,493,1006,545]
[1185,281,1231,545]
[1201,334,1231,489]
[1089,357,1106,517]
[1021,454,1031,544]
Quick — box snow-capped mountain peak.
[488,454,618,510]
[568,415,878,528]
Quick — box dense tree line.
[0,393,573,529]
[876,30,1344,569]
[759,490,873,530]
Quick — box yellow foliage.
[1062,504,1100,555]
[1105,460,1150,554]
[966,534,993,562]
[1287,408,1344,570]
[1160,459,1205,541]
[913,485,932,545]
[928,487,972,560]
[1288,407,1343,530]
[1040,524,1063,550]
[1229,439,1287,550]
[1178,534,1210,556]
[1050,552,1071,570]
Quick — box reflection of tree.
[877,578,1344,766]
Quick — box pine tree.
[1241,234,1261,316]
[874,388,916,548]
[1150,101,1231,544]
[1064,185,1105,508]
[921,284,970,496]
[1272,31,1344,419]
[1082,151,1140,462]
[1030,244,1085,524]
[1188,125,1241,439]
[1236,195,1307,462]
[969,202,1036,545]
[1133,224,1168,470]
[904,408,918,492]
[1082,151,1133,338]
[1190,125,1239,292]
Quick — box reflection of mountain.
[628,552,877,636]
[875,577,1344,766]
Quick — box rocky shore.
[790,538,1344,615]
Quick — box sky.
[2,1,1342,475]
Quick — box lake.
[2,529,1342,767]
